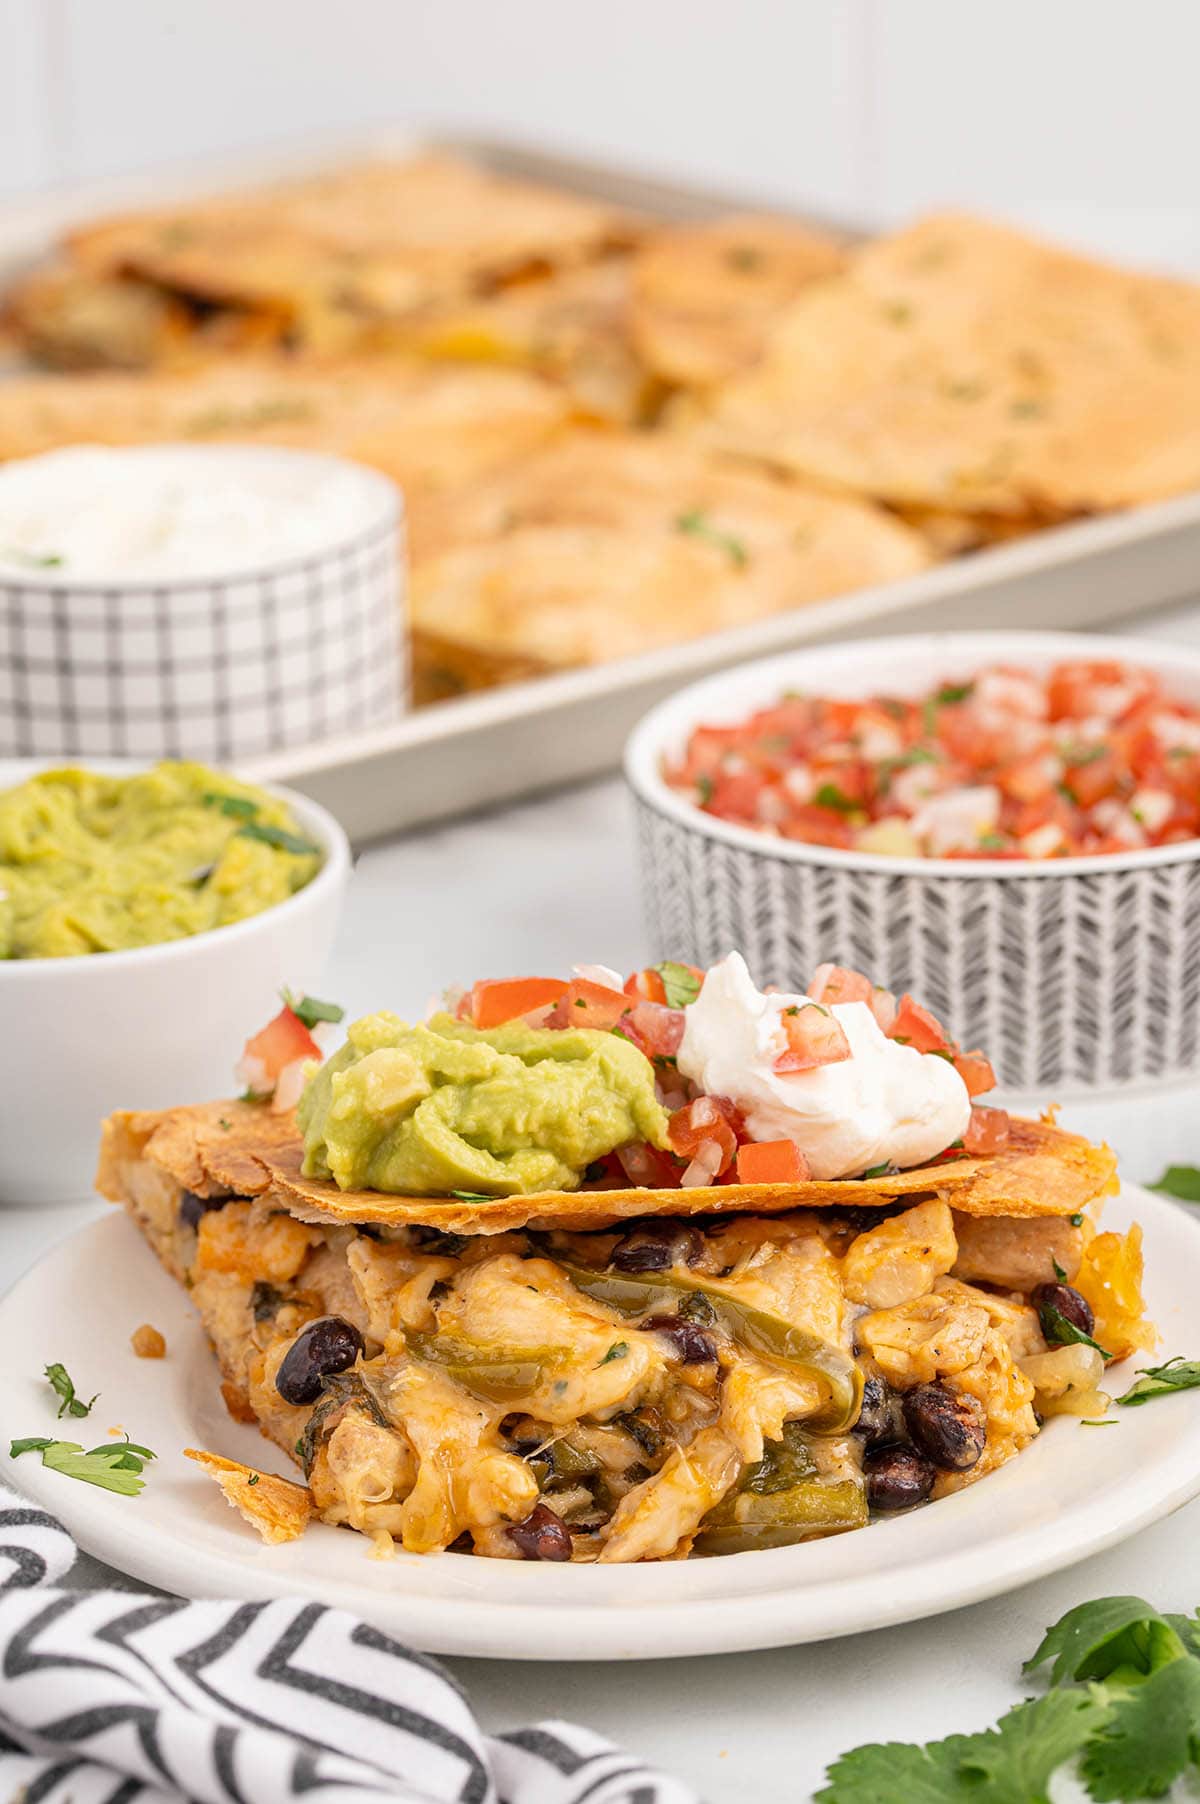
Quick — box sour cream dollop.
[0,445,390,581]
[677,952,970,1180]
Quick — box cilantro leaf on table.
[815,1692,1106,1804]
[44,1361,97,1419]
[1148,1164,1200,1202]
[1081,1656,1200,1801]
[653,962,702,1009]
[1025,1596,1186,1687]
[1115,1356,1200,1406]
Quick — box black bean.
[508,1502,573,1561]
[865,1444,936,1511]
[180,1189,231,1229]
[640,1314,717,1364]
[1032,1281,1095,1341]
[409,1225,466,1257]
[902,1383,986,1472]
[611,1222,705,1273]
[853,1375,903,1449]
[276,1316,365,1407]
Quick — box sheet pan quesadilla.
[97,953,1150,1564]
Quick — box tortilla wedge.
[97,1099,1117,1235]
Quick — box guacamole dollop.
[299,1011,671,1197]
[0,762,322,959]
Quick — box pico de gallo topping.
[446,957,1008,1185]
[664,661,1200,859]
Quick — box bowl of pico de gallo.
[625,630,1200,1093]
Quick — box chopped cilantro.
[861,1162,893,1180]
[237,821,320,857]
[1,546,64,569]
[675,508,748,568]
[654,962,702,1009]
[450,1190,493,1202]
[599,1342,629,1366]
[282,990,345,1030]
[247,1473,260,1486]
[934,681,974,706]
[1149,1164,1200,1202]
[202,791,259,821]
[44,1362,97,1420]
[1051,1256,1067,1281]
[1115,1356,1200,1407]
[239,1087,271,1104]
[696,774,714,805]
[218,1117,232,1132]
[814,782,860,816]
[1061,743,1108,767]
[1070,1212,1084,1227]
[1038,1302,1112,1362]
[978,832,1007,851]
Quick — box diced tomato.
[707,769,765,819]
[469,977,567,1029]
[547,978,630,1031]
[736,1140,811,1184]
[996,756,1056,805]
[963,1104,1011,1156]
[1062,747,1120,809]
[953,1049,996,1098]
[623,1000,686,1059]
[807,963,874,1007]
[887,994,952,1055]
[780,805,855,850]
[774,1002,852,1073]
[668,1097,738,1174]
[239,1006,321,1088]
[625,967,668,1004]
[615,1142,683,1189]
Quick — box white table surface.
[10,596,1200,1803]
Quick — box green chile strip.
[405,1333,569,1401]
[696,1478,867,1553]
[557,1263,862,1432]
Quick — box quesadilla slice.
[94,953,1150,1565]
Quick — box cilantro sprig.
[10,1434,156,1496]
[1149,1165,1200,1203]
[44,1361,97,1420]
[818,1594,1200,1802]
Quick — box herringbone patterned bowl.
[626,631,1200,1092]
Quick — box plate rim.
[3,1184,1199,1661]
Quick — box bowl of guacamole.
[0,759,349,1205]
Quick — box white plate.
[3,1189,1199,1662]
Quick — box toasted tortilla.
[630,212,847,390]
[692,211,1200,516]
[97,1099,1118,1235]
[185,1448,311,1544]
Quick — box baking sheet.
[4,130,1199,842]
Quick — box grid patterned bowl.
[626,630,1200,1095]
[0,446,406,763]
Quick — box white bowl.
[626,629,1200,1093]
[0,445,407,763]
[0,761,350,1205]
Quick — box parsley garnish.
[814,782,860,816]
[1149,1165,1200,1202]
[675,508,748,568]
[237,821,320,857]
[1038,1303,1112,1362]
[817,1594,1200,1802]
[44,1362,97,1420]
[10,1433,156,1497]
[599,1342,629,1366]
[1115,1355,1200,1407]
[653,962,702,1009]
[281,989,345,1030]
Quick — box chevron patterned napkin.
[0,1500,699,1804]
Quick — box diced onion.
[681,1139,724,1187]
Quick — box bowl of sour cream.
[0,444,406,763]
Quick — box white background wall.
[3,0,1200,268]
